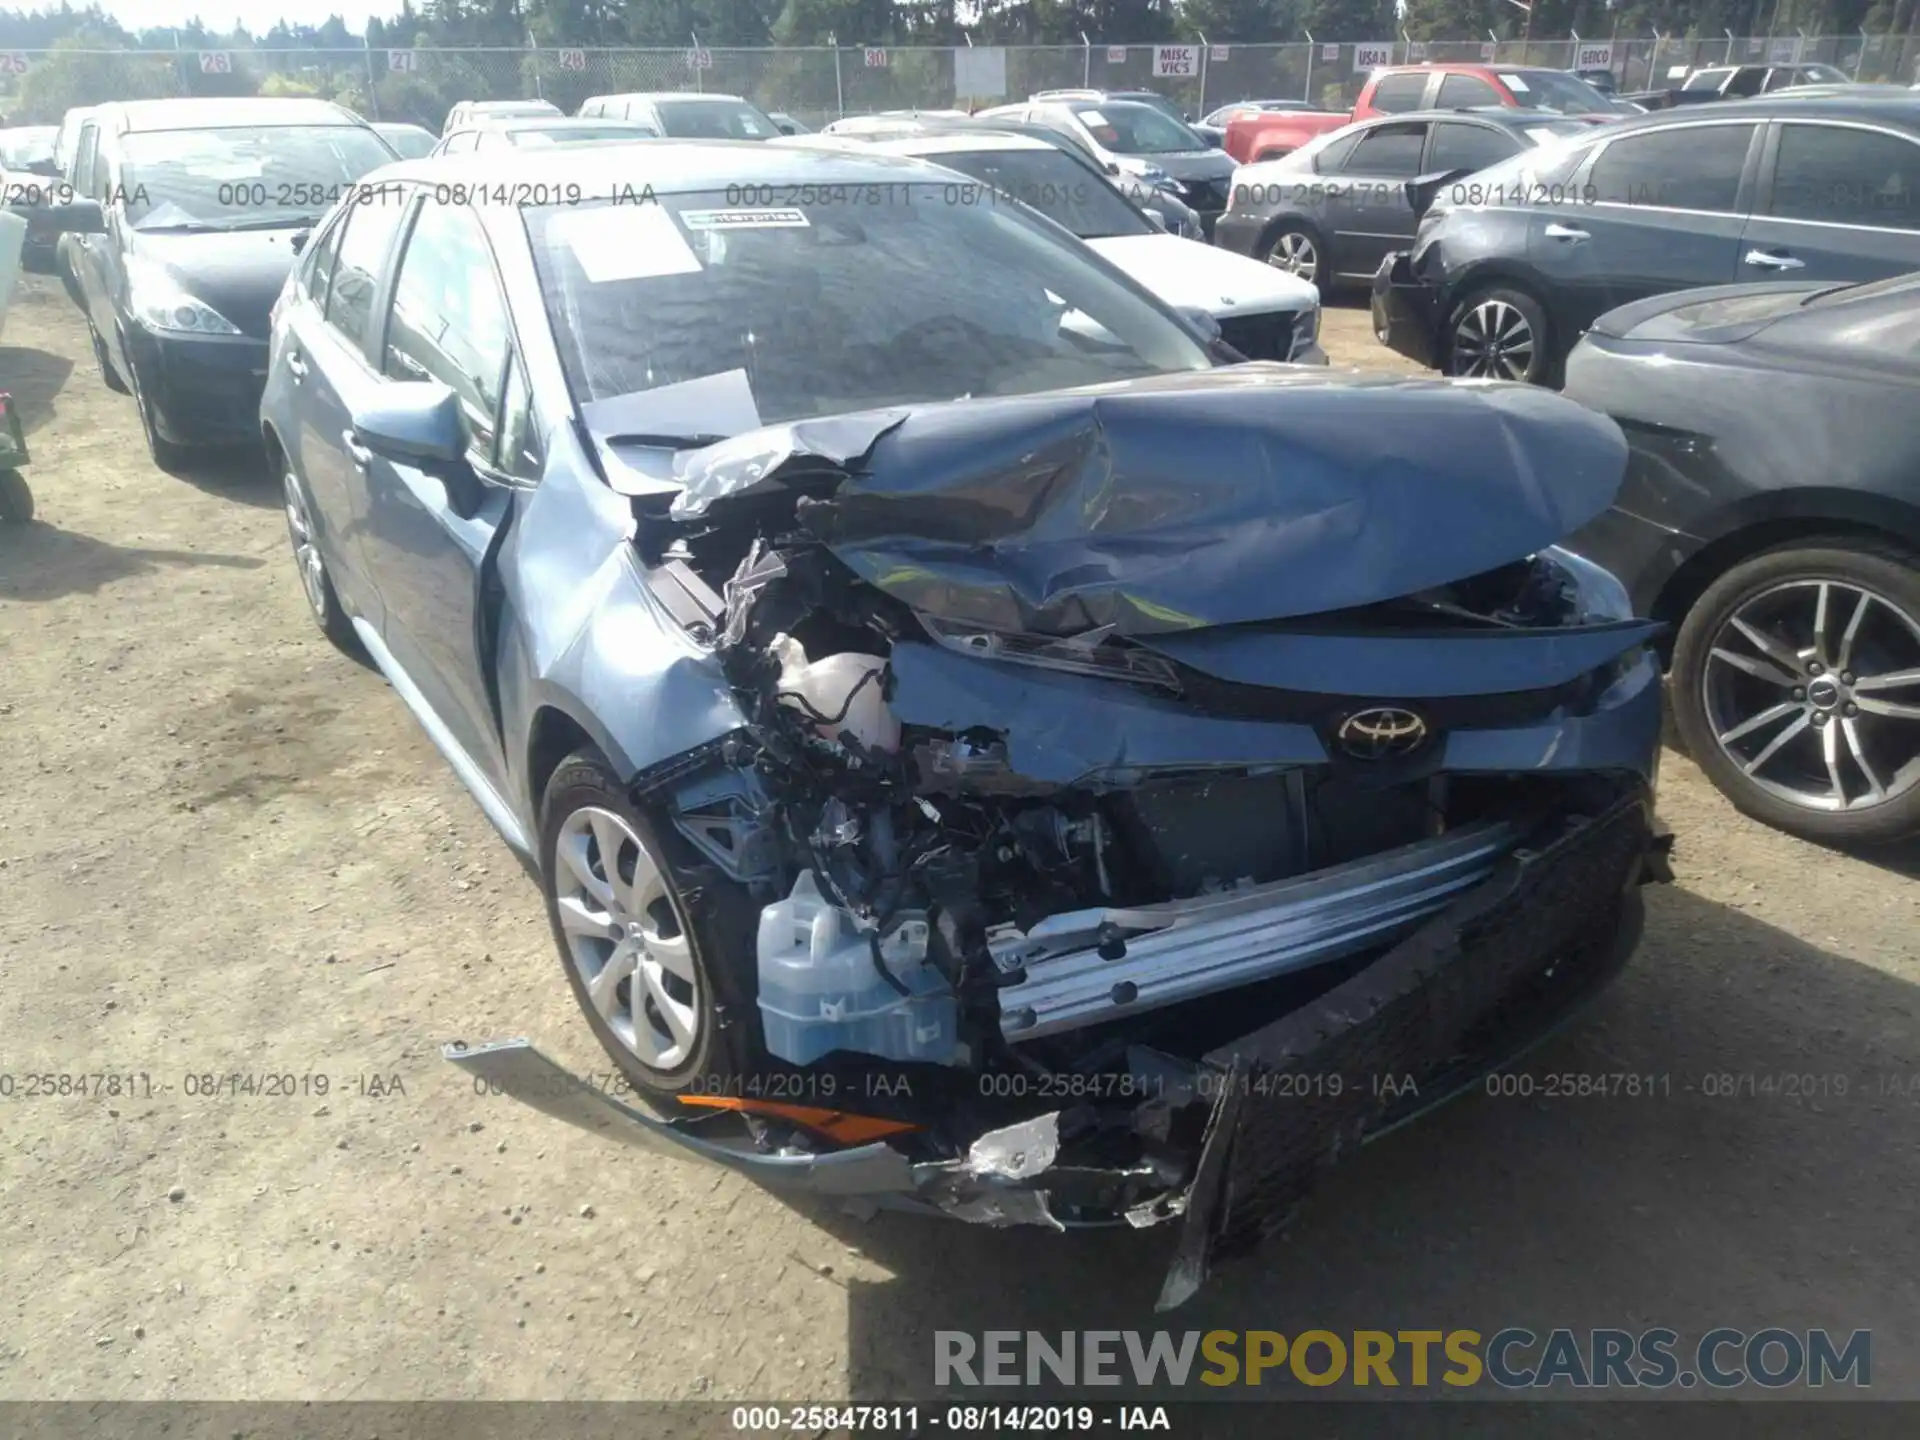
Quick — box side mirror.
[26,158,62,178]
[351,383,485,518]
[35,199,106,237]
[1176,305,1222,342]
[1104,159,1121,175]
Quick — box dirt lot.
[2,284,1918,1407]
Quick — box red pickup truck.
[1224,63,1621,163]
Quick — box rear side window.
[1345,122,1429,178]
[1369,73,1429,114]
[1436,74,1504,109]
[73,124,99,197]
[382,201,511,456]
[1428,122,1519,175]
[1589,123,1755,213]
[1769,124,1920,231]
[325,192,412,354]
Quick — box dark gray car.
[1215,109,1591,290]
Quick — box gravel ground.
[2,284,1918,1407]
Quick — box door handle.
[1543,223,1590,242]
[341,429,372,469]
[1743,248,1805,270]
[285,350,307,381]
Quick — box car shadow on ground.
[0,345,76,437]
[0,516,264,603]
[769,885,1919,1412]
[168,446,280,510]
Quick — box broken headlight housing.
[1533,544,1634,624]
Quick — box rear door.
[1321,119,1431,279]
[1740,119,1920,284]
[1528,118,1760,336]
[354,197,527,795]
[291,189,415,629]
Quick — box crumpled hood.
[665,364,1628,637]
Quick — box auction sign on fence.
[1574,42,1614,69]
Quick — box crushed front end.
[449,368,1672,1306]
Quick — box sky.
[93,0,392,32]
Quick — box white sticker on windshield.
[1079,109,1110,127]
[1500,74,1531,92]
[549,202,701,282]
[200,160,265,180]
[679,207,811,230]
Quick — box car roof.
[99,97,365,132]
[841,131,1056,157]
[471,115,654,130]
[458,99,559,111]
[370,137,977,196]
[1369,107,1587,128]
[1632,92,1920,124]
[375,121,433,133]
[591,92,749,105]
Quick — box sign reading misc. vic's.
[934,1327,1873,1390]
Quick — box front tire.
[1671,540,1920,846]
[125,347,190,472]
[1445,284,1553,385]
[539,751,761,1100]
[89,319,130,394]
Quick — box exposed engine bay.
[454,368,1672,1306]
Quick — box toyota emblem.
[1337,706,1429,760]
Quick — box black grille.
[1216,311,1297,362]
[1157,791,1652,1306]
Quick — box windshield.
[652,99,778,140]
[1796,63,1848,84]
[376,125,436,159]
[1072,102,1210,155]
[1496,70,1615,116]
[924,148,1150,239]
[0,127,57,168]
[524,187,1211,435]
[474,102,560,118]
[120,125,397,230]
[512,124,656,145]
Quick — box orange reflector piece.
[678,1095,920,1146]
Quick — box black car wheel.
[1445,285,1551,385]
[1262,222,1325,289]
[1671,540,1920,846]
[123,345,190,472]
[281,462,362,656]
[0,468,33,523]
[539,750,762,1101]
[88,320,130,395]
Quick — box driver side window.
[381,201,511,460]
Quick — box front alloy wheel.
[1674,542,1920,845]
[552,805,705,1074]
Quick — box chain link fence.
[3,34,1918,130]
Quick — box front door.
[1739,120,1920,285]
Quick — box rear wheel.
[281,462,361,656]
[1671,540,1920,846]
[1262,221,1326,290]
[539,751,762,1101]
[0,468,32,523]
[88,319,129,395]
[1445,284,1552,385]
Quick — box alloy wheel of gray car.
[281,464,360,654]
[1673,542,1920,845]
[1447,295,1539,382]
[552,803,707,1074]
[1264,227,1321,286]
